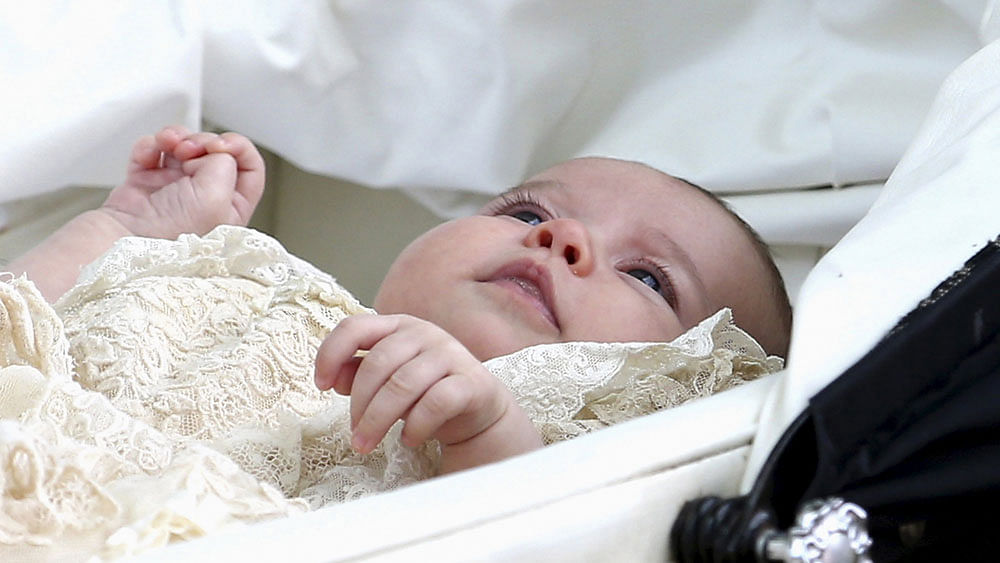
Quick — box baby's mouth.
[485,262,560,330]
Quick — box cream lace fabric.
[0,226,782,561]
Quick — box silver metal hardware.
[760,497,873,563]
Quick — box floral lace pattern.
[0,226,782,560]
[486,309,781,444]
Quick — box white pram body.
[2,2,999,560]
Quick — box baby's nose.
[523,218,595,276]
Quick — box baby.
[9,125,791,475]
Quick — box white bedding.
[0,3,989,215]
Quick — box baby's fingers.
[314,314,401,392]
[172,132,222,161]
[128,135,162,170]
[128,125,188,171]
[206,132,266,216]
[351,350,451,453]
[396,375,473,448]
[206,132,263,173]
[180,152,238,202]
[153,125,192,147]
[149,125,193,166]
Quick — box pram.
[2,2,998,561]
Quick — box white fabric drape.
[744,34,1000,488]
[0,2,988,215]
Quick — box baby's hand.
[100,125,265,240]
[314,314,543,473]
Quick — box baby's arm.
[314,314,544,474]
[7,126,265,302]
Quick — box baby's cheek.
[578,300,684,343]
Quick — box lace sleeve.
[485,309,783,444]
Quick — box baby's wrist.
[80,208,138,241]
[6,209,138,302]
[91,207,140,239]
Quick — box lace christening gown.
[0,226,781,560]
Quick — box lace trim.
[486,309,782,444]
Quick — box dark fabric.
[672,238,1000,562]
[802,239,1000,560]
[808,243,1000,501]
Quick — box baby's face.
[374,157,775,360]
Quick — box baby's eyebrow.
[483,180,561,212]
[501,179,560,196]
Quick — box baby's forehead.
[523,157,713,212]
[529,156,679,185]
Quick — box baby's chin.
[374,284,559,362]
[457,331,528,363]
[448,320,545,362]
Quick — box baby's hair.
[673,176,793,358]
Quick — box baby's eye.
[511,210,544,226]
[627,269,661,293]
[624,263,677,308]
